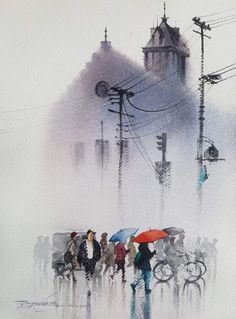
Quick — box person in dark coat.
[77,229,101,296]
[130,243,156,294]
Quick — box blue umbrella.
[109,228,138,243]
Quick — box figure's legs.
[121,261,126,282]
[85,260,95,296]
[110,261,120,279]
[143,270,152,293]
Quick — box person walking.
[103,242,115,275]
[100,232,109,257]
[77,229,101,296]
[64,231,80,280]
[127,235,137,268]
[110,241,129,282]
[130,243,156,294]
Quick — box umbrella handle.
[152,242,155,252]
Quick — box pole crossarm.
[192,17,211,30]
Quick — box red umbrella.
[133,229,168,243]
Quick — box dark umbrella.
[162,227,185,236]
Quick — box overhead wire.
[207,62,236,75]
[121,47,200,127]
[113,23,195,89]
[216,73,236,83]
[211,19,236,29]
[122,82,198,130]
[127,82,198,113]
[124,86,213,141]
[130,40,199,95]
[205,13,236,23]
[123,100,156,173]
[199,8,236,18]
[0,25,199,119]
[0,94,96,114]
[209,15,236,25]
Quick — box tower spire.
[162,2,168,22]
[105,26,107,42]
[101,26,111,50]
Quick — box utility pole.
[95,81,134,225]
[193,17,211,163]
[193,17,211,215]
[109,87,134,195]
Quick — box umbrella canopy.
[133,229,168,243]
[162,227,185,236]
[109,228,138,243]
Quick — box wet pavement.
[2,252,235,319]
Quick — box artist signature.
[14,293,87,312]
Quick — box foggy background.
[1,0,236,318]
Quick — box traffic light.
[156,133,167,151]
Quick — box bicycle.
[153,251,206,283]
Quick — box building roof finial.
[162,2,168,22]
[101,26,111,50]
[105,26,107,42]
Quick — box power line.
[123,100,156,173]
[211,19,236,29]
[210,15,236,25]
[205,13,236,23]
[0,94,95,114]
[123,81,198,130]
[124,92,199,139]
[113,23,194,89]
[217,73,236,83]
[127,83,198,113]
[208,62,236,75]
[199,7,236,18]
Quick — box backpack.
[134,251,142,267]
[64,250,73,264]
[64,242,74,264]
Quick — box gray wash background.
[1,0,236,318]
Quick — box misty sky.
[1,3,236,319]
[0,0,236,115]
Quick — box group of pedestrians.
[63,229,156,296]
[194,236,218,264]
[54,230,218,296]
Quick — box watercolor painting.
[1,0,236,318]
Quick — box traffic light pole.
[155,132,171,225]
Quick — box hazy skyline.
[0,0,236,118]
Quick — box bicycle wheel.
[183,262,202,282]
[153,261,174,282]
[195,260,207,276]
